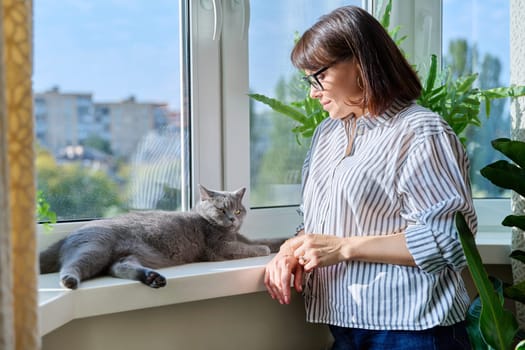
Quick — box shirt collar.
[343,99,412,130]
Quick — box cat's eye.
[234,210,241,215]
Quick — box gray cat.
[39,185,285,289]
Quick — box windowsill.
[38,229,512,337]
[39,255,273,336]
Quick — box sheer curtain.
[0,0,39,349]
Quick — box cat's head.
[195,184,247,229]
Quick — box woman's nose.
[309,86,322,99]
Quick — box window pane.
[249,0,362,208]
[34,1,187,221]
[443,0,510,198]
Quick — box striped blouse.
[301,100,477,330]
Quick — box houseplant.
[37,189,56,231]
[456,138,525,349]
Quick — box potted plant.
[456,138,525,349]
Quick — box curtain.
[511,0,525,329]
[0,0,39,349]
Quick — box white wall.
[42,292,333,350]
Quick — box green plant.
[36,189,56,231]
[456,138,525,349]
[419,55,525,144]
[248,92,327,143]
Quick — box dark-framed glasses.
[302,66,329,91]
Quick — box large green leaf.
[509,250,525,265]
[248,93,307,123]
[424,55,438,93]
[480,160,525,197]
[491,138,525,169]
[502,215,525,231]
[504,280,525,304]
[456,212,518,350]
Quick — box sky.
[34,0,510,110]
[34,1,180,107]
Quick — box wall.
[42,291,333,350]
[41,265,514,350]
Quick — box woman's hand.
[292,234,351,272]
[292,233,416,270]
[264,241,304,305]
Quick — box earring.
[357,75,364,90]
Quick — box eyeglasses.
[302,66,329,91]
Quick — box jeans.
[329,322,471,350]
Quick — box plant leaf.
[248,93,307,123]
[509,250,525,265]
[505,280,525,304]
[480,160,525,197]
[491,138,525,169]
[502,215,525,231]
[456,74,478,93]
[456,212,518,350]
[379,0,392,29]
[424,55,438,93]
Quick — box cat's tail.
[39,238,65,273]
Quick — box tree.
[445,39,508,197]
[250,74,310,205]
[82,135,113,155]
[36,149,123,220]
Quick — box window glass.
[248,0,362,208]
[34,1,187,221]
[443,0,510,198]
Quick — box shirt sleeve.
[397,130,477,274]
[298,121,323,233]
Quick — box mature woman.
[264,6,476,350]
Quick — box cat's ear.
[198,184,214,200]
[234,187,246,200]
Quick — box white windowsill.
[39,255,273,336]
[38,229,512,337]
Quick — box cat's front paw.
[141,270,167,288]
[61,274,80,289]
[255,245,271,256]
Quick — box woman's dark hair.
[291,6,421,116]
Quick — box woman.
[264,6,477,350]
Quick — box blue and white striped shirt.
[301,100,477,330]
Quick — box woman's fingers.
[293,234,347,271]
[293,264,304,293]
[264,254,299,304]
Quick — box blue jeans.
[329,322,471,350]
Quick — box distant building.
[35,87,100,153]
[95,95,169,158]
[34,87,174,160]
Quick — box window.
[34,1,187,221]
[248,1,362,208]
[443,0,511,198]
[35,0,511,239]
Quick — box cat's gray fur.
[40,185,285,289]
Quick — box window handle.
[211,0,223,41]
[199,0,223,40]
